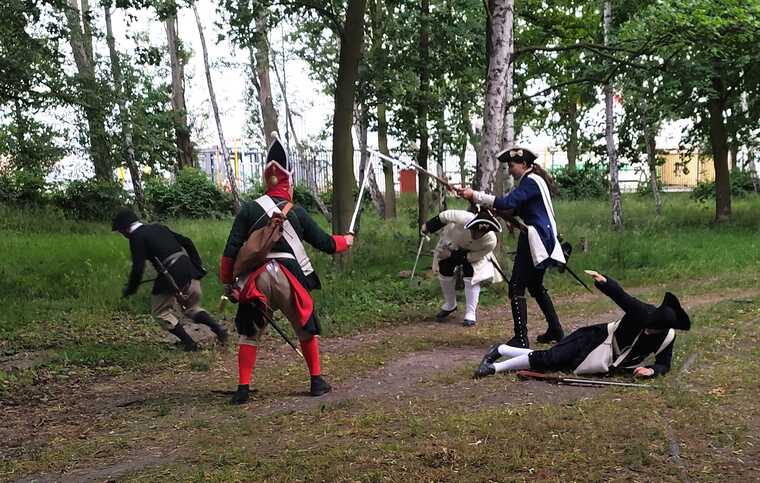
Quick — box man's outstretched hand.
[456,187,475,201]
[584,270,606,283]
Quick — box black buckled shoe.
[310,375,332,397]
[462,319,476,327]
[481,343,502,365]
[536,327,564,344]
[230,385,251,405]
[473,361,496,379]
[435,307,457,322]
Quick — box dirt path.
[3,286,758,482]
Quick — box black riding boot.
[505,296,529,348]
[169,324,199,351]
[534,289,564,343]
[193,311,229,345]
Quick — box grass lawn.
[1,193,760,480]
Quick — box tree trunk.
[193,3,240,213]
[165,15,194,169]
[604,0,623,228]
[377,103,396,219]
[498,0,515,193]
[748,150,760,194]
[104,6,145,214]
[478,0,510,192]
[567,98,579,172]
[435,112,446,211]
[63,0,112,181]
[417,0,431,229]
[270,51,331,221]
[708,76,731,222]
[331,0,367,243]
[370,0,396,219]
[642,108,662,216]
[254,12,279,144]
[354,103,385,218]
[729,142,738,171]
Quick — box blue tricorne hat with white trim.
[464,207,502,233]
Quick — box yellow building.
[657,150,731,187]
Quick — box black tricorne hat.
[111,207,139,231]
[497,146,538,165]
[464,207,502,233]
[646,292,691,331]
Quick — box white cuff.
[473,191,496,207]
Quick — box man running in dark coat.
[113,208,228,351]
[219,135,353,404]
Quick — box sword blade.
[563,264,593,293]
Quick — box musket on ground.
[153,257,189,308]
[516,370,651,388]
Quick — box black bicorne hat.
[497,145,538,165]
[111,207,139,231]
[646,292,691,331]
[464,207,502,233]
[265,133,291,173]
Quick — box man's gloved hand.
[421,223,429,235]
[223,283,238,303]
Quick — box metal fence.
[196,146,469,195]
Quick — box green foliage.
[552,164,608,200]
[51,178,128,221]
[0,170,48,205]
[145,168,232,218]
[691,169,757,202]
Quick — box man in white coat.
[421,207,503,327]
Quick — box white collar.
[128,221,143,234]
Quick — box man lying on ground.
[473,270,691,379]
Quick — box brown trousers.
[150,279,204,330]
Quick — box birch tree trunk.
[417,0,431,229]
[748,150,760,194]
[478,0,509,192]
[193,3,240,213]
[332,0,367,242]
[63,0,112,180]
[104,6,145,214]
[604,0,623,228]
[165,15,194,169]
[498,0,515,193]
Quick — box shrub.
[691,169,756,202]
[51,178,127,220]
[145,167,231,218]
[0,170,48,205]
[552,164,608,200]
